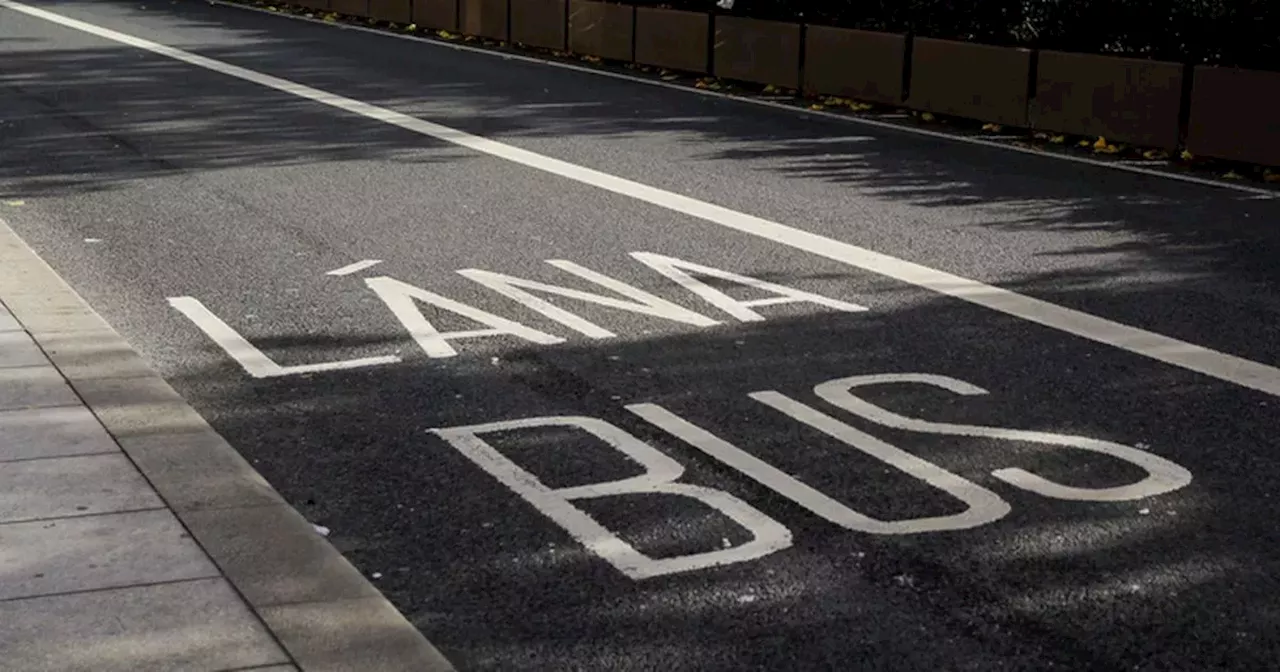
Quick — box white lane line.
[326,259,382,276]
[210,0,1279,200]
[7,0,1280,398]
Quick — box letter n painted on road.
[458,261,718,339]
[431,416,793,580]
[630,252,868,322]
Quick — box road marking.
[432,415,793,580]
[9,0,1280,398]
[365,275,563,357]
[207,0,1280,200]
[813,373,1193,502]
[629,252,868,321]
[168,296,402,377]
[326,259,382,276]
[457,261,719,339]
[629,401,1011,535]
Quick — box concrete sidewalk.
[0,219,454,671]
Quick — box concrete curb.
[0,218,455,672]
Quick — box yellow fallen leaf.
[2,199,24,206]
[1142,149,1168,160]
[661,75,679,81]
[920,112,936,122]
[1049,135,1065,144]
[762,84,778,93]
[1180,150,1194,161]
[809,103,825,110]
[1093,137,1109,149]
[437,30,455,38]
[267,5,277,10]
[850,102,873,112]
[404,23,416,31]
[1222,171,1243,180]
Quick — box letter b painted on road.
[431,416,793,580]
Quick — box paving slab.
[0,404,119,460]
[0,330,47,368]
[0,405,119,461]
[0,509,220,601]
[0,453,164,523]
[0,365,80,410]
[0,304,19,332]
[0,578,291,672]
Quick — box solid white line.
[9,0,1280,398]
[326,259,382,275]
[208,0,1279,200]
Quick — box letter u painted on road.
[431,416,793,580]
[629,399,1011,535]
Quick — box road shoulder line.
[0,217,455,672]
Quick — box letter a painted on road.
[431,415,793,580]
[366,276,564,358]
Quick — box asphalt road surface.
[4,1,1280,669]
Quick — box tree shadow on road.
[161,271,1280,671]
[4,0,1279,362]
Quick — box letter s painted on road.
[813,373,1193,502]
